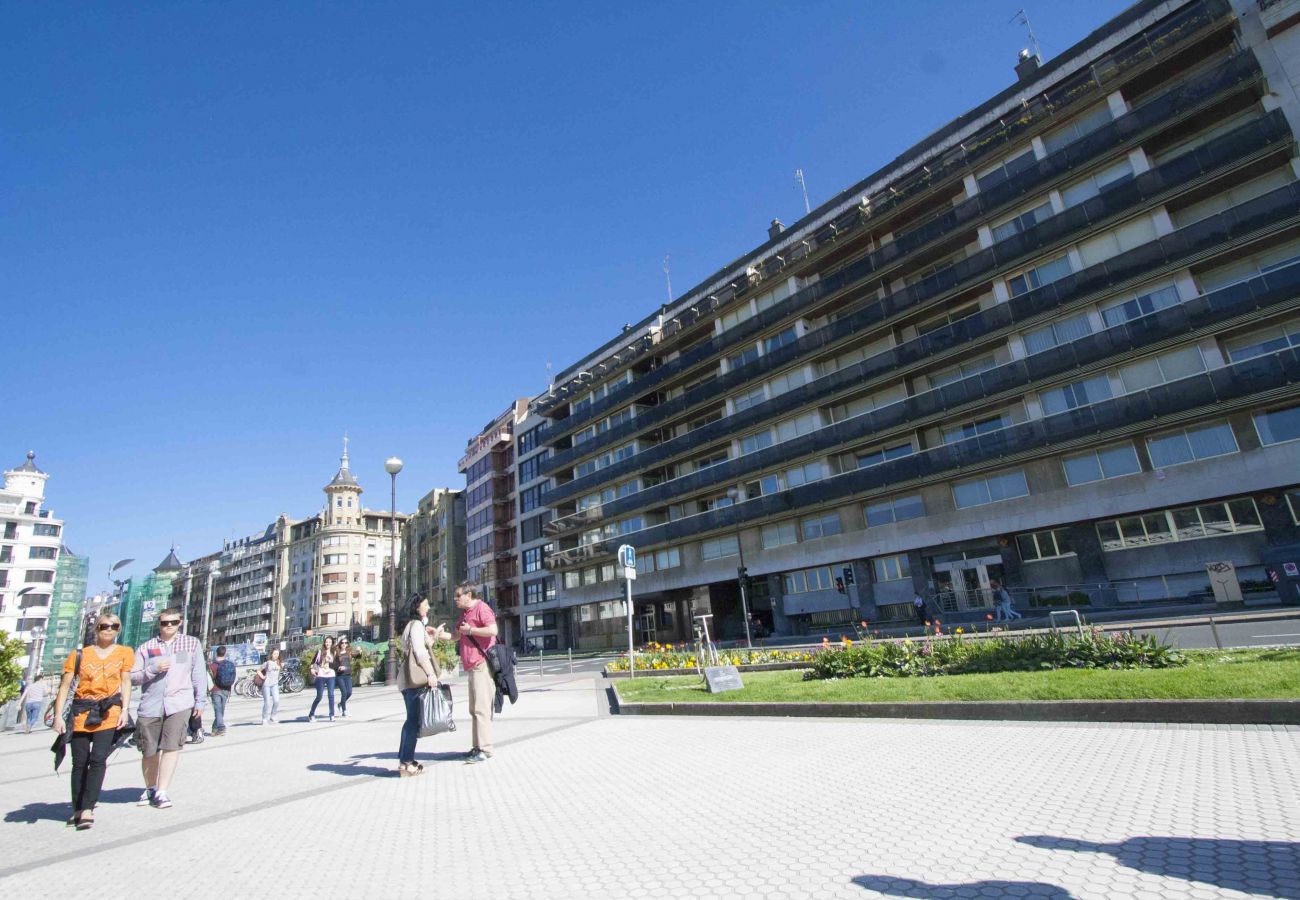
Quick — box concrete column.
[1065,522,1109,584]
[1106,90,1129,119]
[850,560,876,620]
[998,539,1024,589]
[768,574,794,636]
[1260,491,1300,546]
[962,174,979,199]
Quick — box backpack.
[214,659,237,690]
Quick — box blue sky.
[3,1,1131,592]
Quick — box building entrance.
[931,555,1004,613]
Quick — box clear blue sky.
[3,1,1131,592]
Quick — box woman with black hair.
[307,636,336,722]
[396,594,449,776]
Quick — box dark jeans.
[309,676,336,718]
[398,687,422,764]
[335,675,353,712]
[70,729,115,813]
[211,689,229,731]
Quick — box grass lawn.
[614,648,1300,704]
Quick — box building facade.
[0,453,65,672]
[42,548,89,673]
[459,402,527,644]
[210,524,278,648]
[522,0,1300,647]
[119,550,184,648]
[281,443,406,639]
[399,486,467,628]
[173,551,223,642]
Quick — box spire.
[155,545,183,573]
[325,434,360,490]
[13,451,43,474]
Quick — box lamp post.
[16,587,42,678]
[724,488,753,648]
[384,456,403,683]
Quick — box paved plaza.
[1,669,1298,899]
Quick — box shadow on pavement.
[853,874,1075,898]
[4,788,140,825]
[1017,835,1300,899]
[308,762,396,778]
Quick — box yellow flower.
[955,627,964,634]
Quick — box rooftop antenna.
[794,168,811,215]
[662,254,673,304]
[545,360,553,390]
[1010,9,1043,60]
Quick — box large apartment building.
[0,452,65,673]
[399,486,468,627]
[520,0,1300,648]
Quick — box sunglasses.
[159,619,181,627]
[97,623,121,631]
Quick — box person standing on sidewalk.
[260,648,283,725]
[455,582,498,764]
[208,646,235,736]
[130,608,206,810]
[52,612,133,829]
[19,677,47,734]
[333,637,355,718]
[993,581,1023,622]
[396,594,449,777]
[307,637,336,722]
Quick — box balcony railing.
[538,35,1253,447]
[543,65,1275,481]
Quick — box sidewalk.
[1,669,1297,898]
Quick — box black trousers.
[70,729,115,812]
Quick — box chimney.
[1015,48,1041,83]
[768,218,785,240]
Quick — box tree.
[0,630,25,705]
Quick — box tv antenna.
[662,254,673,304]
[1010,9,1043,60]
[794,168,811,215]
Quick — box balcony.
[542,56,1272,478]
[543,505,605,537]
[538,32,1252,447]
[543,542,611,571]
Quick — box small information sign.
[703,665,744,694]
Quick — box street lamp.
[384,456,403,683]
[724,488,753,648]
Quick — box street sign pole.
[618,544,637,678]
[626,576,634,679]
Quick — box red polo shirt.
[457,600,497,672]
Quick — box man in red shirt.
[455,582,498,763]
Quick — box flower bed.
[605,642,817,673]
[805,629,1185,681]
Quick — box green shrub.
[0,630,23,704]
[804,629,1185,681]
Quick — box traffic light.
[842,566,855,586]
[834,576,846,594]
[737,566,748,581]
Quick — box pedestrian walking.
[208,646,236,736]
[396,594,449,777]
[913,593,929,628]
[51,612,133,829]
[455,581,498,764]
[260,649,282,725]
[333,637,355,718]
[130,607,206,811]
[187,662,211,744]
[19,677,47,734]
[307,637,337,722]
[993,581,1022,621]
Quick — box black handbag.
[50,649,80,771]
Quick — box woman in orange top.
[53,612,134,830]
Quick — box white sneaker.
[138,788,156,806]
[308,715,315,723]
[262,719,269,725]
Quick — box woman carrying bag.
[260,648,282,725]
[333,637,355,718]
[51,612,134,830]
[307,636,336,722]
[396,594,449,777]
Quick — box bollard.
[538,649,544,676]
[1209,616,1223,650]
[568,647,573,674]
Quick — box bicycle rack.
[1048,609,1085,638]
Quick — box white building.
[0,452,64,672]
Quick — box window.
[687,408,723,432]
[600,563,616,582]
[25,570,54,583]
[1076,216,1157,268]
[719,301,755,332]
[856,441,914,469]
[1008,254,1073,297]
[518,425,545,455]
[518,455,546,484]
[767,367,809,397]
[942,412,1013,445]
[1146,422,1238,468]
[953,469,1029,509]
[764,326,798,355]
[653,547,681,570]
[1198,237,1300,292]
[1042,103,1111,155]
[726,344,760,371]
[976,148,1037,192]
[761,521,798,549]
[732,386,767,413]
[1061,157,1134,207]
[1097,497,1263,550]
[1016,528,1074,562]
[776,411,819,443]
[872,554,910,583]
[32,523,60,537]
[785,461,824,487]
[864,494,924,528]
[1100,284,1181,328]
[694,450,729,472]
[701,535,739,561]
[800,512,842,541]
[563,571,581,590]
[1286,488,1300,526]
[1254,404,1300,446]
[740,430,774,455]
[522,546,546,574]
[1040,374,1113,415]
[744,474,780,498]
[1224,319,1300,363]
[323,553,348,566]
[28,546,57,560]
[929,355,996,389]
[1118,346,1205,393]
[783,566,834,594]
[1062,442,1141,486]
[991,200,1054,242]
[1023,313,1092,355]
[523,580,550,605]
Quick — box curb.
[612,698,1300,724]
[604,662,808,679]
